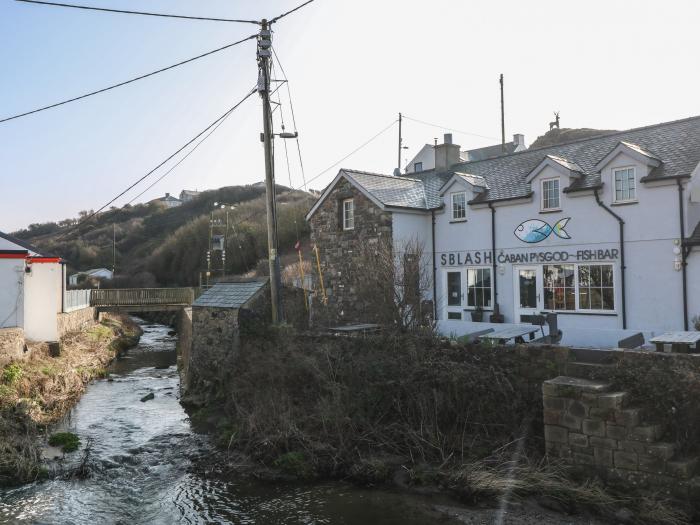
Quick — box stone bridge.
[90,288,196,313]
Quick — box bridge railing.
[90,288,195,307]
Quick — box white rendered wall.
[0,259,25,329]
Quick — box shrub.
[48,432,81,453]
[2,364,23,385]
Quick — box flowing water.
[0,320,458,525]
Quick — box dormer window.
[613,167,637,203]
[451,192,467,221]
[414,162,423,172]
[342,199,354,230]
[541,178,560,211]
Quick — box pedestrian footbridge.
[90,288,195,313]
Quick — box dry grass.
[0,314,139,486]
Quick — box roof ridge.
[343,168,421,183]
[455,114,700,167]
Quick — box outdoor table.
[649,331,700,353]
[328,323,381,335]
[479,326,540,345]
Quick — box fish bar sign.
[440,249,619,266]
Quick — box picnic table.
[479,325,541,345]
[649,331,700,353]
[328,323,381,336]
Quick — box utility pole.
[258,19,283,323]
[112,223,116,275]
[500,74,506,152]
[397,112,402,173]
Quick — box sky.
[1,0,699,232]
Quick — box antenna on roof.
[500,74,506,152]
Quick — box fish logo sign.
[514,218,571,244]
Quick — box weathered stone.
[573,453,595,466]
[582,418,606,437]
[597,392,627,409]
[589,436,617,449]
[580,392,599,407]
[561,413,582,431]
[589,407,614,420]
[543,409,561,425]
[638,454,666,475]
[614,451,638,471]
[568,400,588,418]
[628,425,663,443]
[0,327,26,367]
[543,396,569,411]
[666,458,698,479]
[646,442,676,460]
[568,433,588,447]
[594,447,614,467]
[688,476,700,501]
[618,440,647,454]
[140,392,155,402]
[571,445,593,456]
[606,423,628,440]
[613,408,640,427]
[542,376,609,399]
[544,425,568,444]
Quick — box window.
[447,271,462,306]
[342,199,354,230]
[578,264,614,311]
[543,265,575,310]
[414,162,423,172]
[614,168,636,202]
[541,178,560,210]
[467,268,492,309]
[447,312,462,320]
[451,192,467,220]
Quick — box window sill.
[541,310,617,317]
[449,218,468,223]
[463,308,494,312]
[611,200,638,206]
[539,208,562,214]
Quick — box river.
[0,320,466,525]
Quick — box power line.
[0,34,257,124]
[401,115,499,141]
[56,88,257,240]
[269,0,316,24]
[15,0,261,24]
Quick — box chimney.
[434,133,461,171]
[513,134,526,149]
[165,192,170,198]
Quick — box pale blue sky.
[2,0,699,231]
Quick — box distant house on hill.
[179,189,201,203]
[404,133,527,173]
[151,193,182,208]
[68,268,113,286]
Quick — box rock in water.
[140,392,155,402]
[168,330,176,336]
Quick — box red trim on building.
[27,257,62,264]
[0,253,28,259]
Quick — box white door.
[514,266,541,322]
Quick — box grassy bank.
[188,329,691,525]
[0,314,140,486]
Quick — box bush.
[2,364,23,385]
[48,432,81,453]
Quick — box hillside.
[528,127,617,149]
[12,185,316,287]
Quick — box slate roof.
[0,231,53,257]
[344,170,431,209]
[193,280,267,309]
[462,141,519,162]
[686,222,700,246]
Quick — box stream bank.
[0,314,140,486]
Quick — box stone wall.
[0,327,25,367]
[186,306,239,400]
[57,307,96,339]
[177,307,193,393]
[309,177,393,326]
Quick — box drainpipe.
[677,179,689,330]
[488,203,499,312]
[431,210,438,321]
[594,189,626,329]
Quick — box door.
[445,270,463,320]
[514,266,541,322]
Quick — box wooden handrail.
[90,288,195,307]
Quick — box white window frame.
[465,266,494,311]
[342,198,354,230]
[414,161,423,172]
[539,262,617,314]
[443,267,494,320]
[540,177,561,211]
[451,192,467,221]
[612,167,637,203]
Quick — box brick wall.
[0,327,25,367]
[309,178,392,326]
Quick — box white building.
[179,189,201,203]
[0,232,66,341]
[68,268,113,286]
[404,133,527,174]
[307,116,700,347]
[152,193,182,208]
